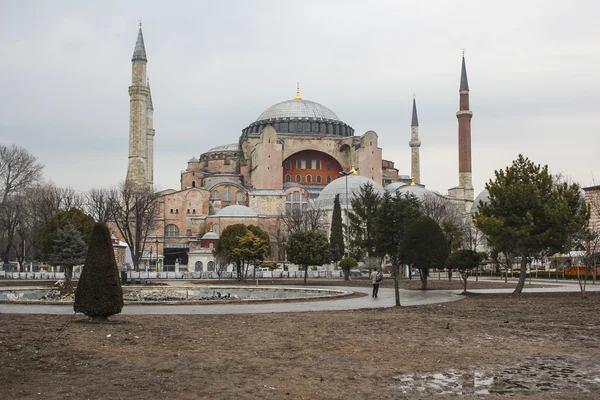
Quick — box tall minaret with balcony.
[456,51,474,201]
[146,77,155,186]
[409,95,421,185]
[126,23,151,187]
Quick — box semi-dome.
[256,99,340,121]
[215,205,258,217]
[314,175,384,209]
[470,189,490,214]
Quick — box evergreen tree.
[375,191,422,305]
[338,256,357,279]
[348,182,381,261]
[400,216,449,290]
[74,222,123,321]
[51,227,87,286]
[286,231,330,284]
[214,224,250,280]
[474,155,589,293]
[329,194,345,266]
[445,249,484,294]
[37,208,95,262]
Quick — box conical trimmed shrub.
[74,222,123,320]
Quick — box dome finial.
[462,48,465,57]
[294,82,302,100]
[350,164,358,175]
[410,176,416,186]
[139,19,142,28]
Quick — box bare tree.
[108,181,159,271]
[420,193,461,225]
[280,202,326,235]
[0,144,44,204]
[85,188,112,222]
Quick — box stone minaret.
[126,24,150,187]
[146,77,155,186]
[409,95,421,185]
[456,52,474,201]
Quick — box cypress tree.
[74,222,123,320]
[330,194,345,266]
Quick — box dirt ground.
[1,279,599,399]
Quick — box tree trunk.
[420,268,428,290]
[448,268,452,281]
[461,274,467,294]
[64,265,73,284]
[513,256,528,293]
[394,264,401,306]
[408,267,412,280]
[303,266,308,284]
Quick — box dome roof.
[215,205,258,217]
[201,231,219,240]
[314,175,384,208]
[188,156,198,163]
[206,143,240,153]
[470,189,490,214]
[204,178,244,191]
[388,184,433,200]
[256,99,340,122]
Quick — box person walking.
[370,268,382,298]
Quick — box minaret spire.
[132,26,147,62]
[455,51,474,201]
[409,95,421,185]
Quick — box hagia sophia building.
[124,26,476,271]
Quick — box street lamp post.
[154,239,159,272]
[338,165,358,258]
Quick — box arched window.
[316,175,322,184]
[195,261,203,272]
[207,261,215,271]
[296,159,302,169]
[316,159,321,169]
[236,191,243,203]
[286,190,309,213]
[295,174,301,183]
[191,181,196,188]
[306,175,312,183]
[210,191,220,200]
[224,186,231,202]
[327,176,332,183]
[285,160,291,170]
[164,224,179,237]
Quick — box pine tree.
[348,182,381,261]
[400,216,449,290]
[330,194,345,266]
[74,222,123,321]
[286,231,331,284]
[51,227,88,288]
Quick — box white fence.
[1,269,369,280]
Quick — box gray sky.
[1,0,599,196]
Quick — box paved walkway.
[0,278,597,315]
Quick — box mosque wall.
[355,131,383,183]
[250,127,284,190]
[248,194,285,216]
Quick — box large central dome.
[256,99,340,121]
[241,88,354,138]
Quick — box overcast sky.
[1,0,599,196]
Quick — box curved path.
[1,278,597,315]
[0,285,462,315]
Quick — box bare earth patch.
[0,284,599,399]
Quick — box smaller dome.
[201,231,219,240]
[206,143,240,153]
[315,175,384,208]
[470,189,490,214]
[188,156,198,163]
[215,205,258,217]
[393,184,433,200]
